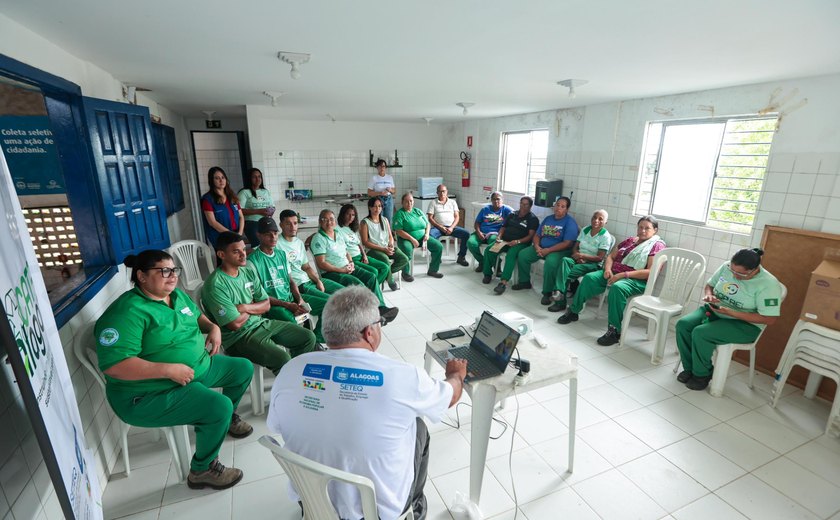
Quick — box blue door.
[83,97,170,261]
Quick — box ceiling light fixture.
[557,79,588,99]
[263,91,284,107]
[422,117,433,126]
[456,102,474,116]
[278,51,311,80]
[201,110,216,120]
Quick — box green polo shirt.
[708,262,782,326]
[337,226,363,257]
[201,265,269,346]
[577,226,613,257]
[95,287,210,393]
[276,236,312,286]
[392,207,428,241]
[247,247,293,302]
[310,229,350,270]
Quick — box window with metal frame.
[498,129,549,195]
[634,116,777,234]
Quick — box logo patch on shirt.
[218,308,227,316]
[303,379,325,391]
[98,328,119,346]
[764,298,779,306]
[302,363,332,380]
[332,366,383,387]
[722,282,739,296]
[180,306,194,317]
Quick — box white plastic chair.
[258,435,414,520]
[168,240,215,301]
[73,321,191,481]
[438,235,456,259]
[674,283,787,398]
[619,248,707,364]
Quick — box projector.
[496,311,535,338]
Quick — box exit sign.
[205,120,222,129]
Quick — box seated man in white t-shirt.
[426,184,471,266]
[268,286,467,520]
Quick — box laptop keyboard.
[448,346,499,379]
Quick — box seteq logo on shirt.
[332,366,384,387]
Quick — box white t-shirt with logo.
[426,198,459,228]
[268,348,453,520]
[368,174,395,194]
[276,236,312,286]
[708,262,782,327]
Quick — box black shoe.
[511,282,532,291]
[457,256,469,266]
[401,273,414,282]
[686,375,712,391]
[427,271,444,279]
[474,266,483,273]
[557,311,579,324]
[677,370,692,383]
[596,326,621,346]
[379,306,399,324]
[388,280,399,291]
[540,293,552,305]
[494,283,507,295]
[482,275,492,284]
[547,300,567,312]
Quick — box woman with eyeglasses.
[94,250,254,490]
[675,248,782,391]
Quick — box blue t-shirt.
[537,214,579,249]
[474,204,514,234]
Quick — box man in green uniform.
[202,232,316,374]
[248,217,326,344]
[276,209,346,297]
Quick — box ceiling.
[3,0,839,123]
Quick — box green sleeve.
[310,233,327,256]
[707,263,726,287]
[95,300,146,371]
[201,276,240,327]
[238,190,251,208]
[392,210,406,231]
[248,266,268,302]
[755,280,783,317]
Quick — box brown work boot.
[187,459,243,490]
[228,413,253,438]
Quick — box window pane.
[501,132,531,193]
[651,123,725,222]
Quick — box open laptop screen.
[471,311,521,372]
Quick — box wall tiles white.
[760,193,786,212]
[787,174,817,195]
[783,194,811,216]
[763,172,791,193]
[792,155,821,174]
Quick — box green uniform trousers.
[107,355,253,472]
[467,233,498,266]
[226,319,315,375]
[299,278,344,296]
[352,254,390,286]
[367,248,409,283]
[554,258,601,301]
[675,307,761,377]
[483,243,530,281]
[569,270,647,332]
[323,270,386,306]
[517,246,573,294]
[397,237,443,275]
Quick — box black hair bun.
[752,248,764,257]
[123,255,138,268]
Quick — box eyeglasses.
[148,267,182,278]
[360,316,387,333]
[729,265,756,278]
[320,217,336,222]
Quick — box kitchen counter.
[286,194,370,205]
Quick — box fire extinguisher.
[460,151,471,187]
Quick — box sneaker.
[401,273,414,282]
[187,459,243,490]
[557,311,579,324]
[427,271,444,279]
[379,306,399,323]
[482,275,492,284]
[511,282,532,291]
[540,293,552,305]
[676,370,692,383]
[551,290,563,301]
[474,266,483,273]
[456,256,469,266]
[686,375,712,391]
[596,326,621,346]
[494,283,507,295]
[227,413,253,439]
[388,280,399,291]
[547,300,567,312]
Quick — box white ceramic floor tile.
[232,439,285,485]
[579,355,637,382]
[658,437,746,491]
[427,428,472,478]
[786,439,840,487]
[432,466,515,519]
[641,365,694,395]
[618,452,709,512]
[609,347,663,372]
[579,383,644,417]
[573,468,666,520]
[678,391,750,422]
[456,419,528,461]
[752,457,840,518]
[694,423,779,471]
[727,411,811,453]
[577,420,652,466]
[672,494,748,520]
[520,487,600,520]
[611,374,674,406]
[157,488,232,520]
[499,403,567,446]
[424,480,454,520]
[614,408,689,450]
[110,430,178,475]
[230,474,300,520]
[113,510,160,520]
[542,394,609,430]
[160,442,234,507]
[648,396,721,435]
[716,475,819,520]
[102,462,169,519]
[486,446,564,504]
[754,393,832,438]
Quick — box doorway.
[190,130,248,198]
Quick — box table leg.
[567,377,577,473]
[469,383,497,504]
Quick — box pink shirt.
[611,236,666,274]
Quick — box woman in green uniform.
[392,192,443,281]
[337,203,393,291]
[95,250,254,490]
[675,248,782,390]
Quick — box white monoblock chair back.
[619,248,707,364]
[72,321,192,481]
[258,435,414,520]
[168,240,215,300]
[704,282,788,398]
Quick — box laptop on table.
[434,311,521,382]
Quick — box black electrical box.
[534,180,563,207]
